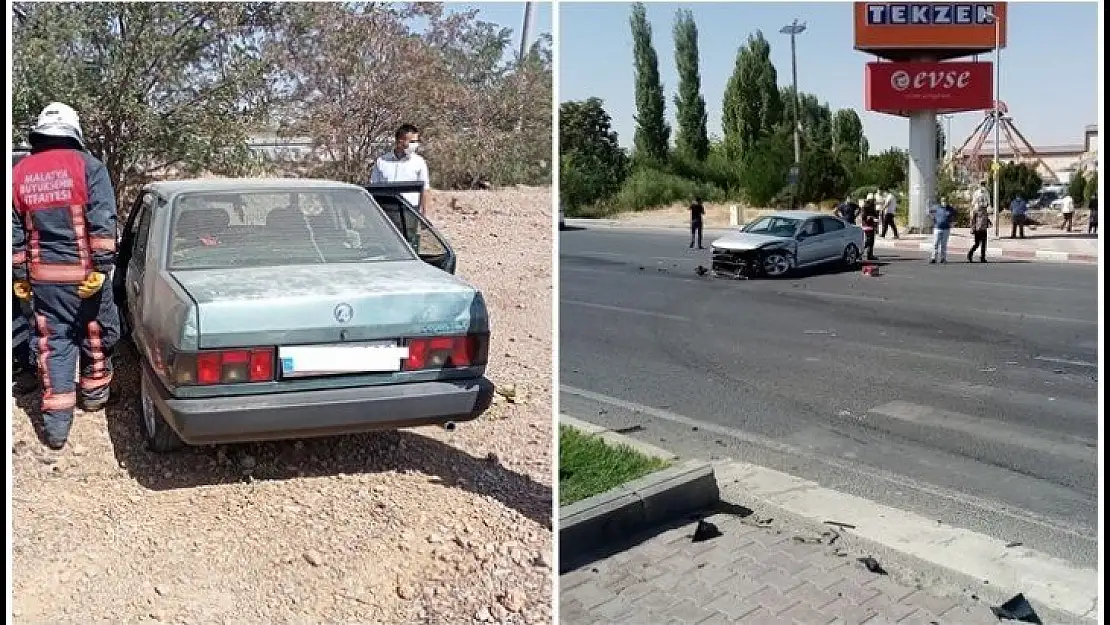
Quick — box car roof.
[762,210,828,220]
[145,178,365,197]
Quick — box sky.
[557,1,1100,153]
[448,2,554,57]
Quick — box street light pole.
[780,19,807,208]
[991,8,1001,238]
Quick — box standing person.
[1060,193,1075,231]
[12,102,121,450]
[1010,194,1028,239]
[369,123,430,214]
[836,195,859,224]
[1087,193,1097,234]
[689,196,705,249]
[928,197,956,264]
[861,196,879,261]
[967,201,992,263]
[971,180,991,214]
[880,190,899,238]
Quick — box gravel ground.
[10,186,554,625]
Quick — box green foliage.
[832,109,865,168]
[936,120,947,162]
[781,87,832,154]
[852,148,908,191]
[1084,171,1098,205]
[722,31,781,160]
[609,167,724,212]
[12,2,280,204]
[988,162,1044,208]
[667,145,742,195]
[672,10,708,161]
[797,149,850,204]
[630,3,670,164]
[740,127,792,207]
[559,98,629,212]
[1068,171,1087,203]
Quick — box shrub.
[1068,171,1087,204]
[797,150,850,204]
[609,167,725,212]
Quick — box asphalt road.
[559,225,1099,569]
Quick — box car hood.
[711,231,793,251]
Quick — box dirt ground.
[10,186,554,625]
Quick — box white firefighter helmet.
[30,102,85,147]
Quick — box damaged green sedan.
[113,178,493,452]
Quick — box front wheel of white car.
[761,251,792,278]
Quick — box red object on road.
[862,264,875,276]
[866,61,993,115]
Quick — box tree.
[630,3,669,164]
[722,31,782,160]
[672,9,708,161]
[988,162,1042,208]
[12,2,282,205]
[1067,170,1088,204]
[740,126,793,207]
[936,120,946,162]
[831,109,866,167]
[781,88,832,154]
[797,149,850,203]
[559,98,629,210]
[853,148,908,191]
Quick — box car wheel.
[139,372,185,453]
[761,251,792,278]
[843,244,861,268]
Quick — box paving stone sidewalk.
[560,513,999,625]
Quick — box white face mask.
[404,141,420,156]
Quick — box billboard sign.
[865,61,993,115]
[854,2,1007,54]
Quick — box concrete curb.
[565,219,1099,265]
[559,418,720,564]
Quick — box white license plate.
[279,342,409,378]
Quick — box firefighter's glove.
[77,272,106,299]
[13,280,32,301]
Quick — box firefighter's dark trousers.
[28,282,120,445]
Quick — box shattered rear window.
[168,188,415,270]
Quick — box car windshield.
[168,188,416,270]
[742,216,802,237]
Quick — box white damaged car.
[710,211,865,279]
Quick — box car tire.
[761,251,792,278]
[138,372,185,453]
[842,244,861,268]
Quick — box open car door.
[365,181,458,275]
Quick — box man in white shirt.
[1060,194,1075,231]
[971,181,991,213]
[880,190,899,239]
[369,123,430,213]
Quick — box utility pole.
[519,2,535,64]
[990,8,1002,238]
[780,19,807,208]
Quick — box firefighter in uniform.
[12,102,121,450]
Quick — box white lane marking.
[574,250,700,263]
[970,281,1085,293]
[559,265,702,285]
[561,385,1094,541]
[781,290,888,303]
[712,460,1099,619]
[561,300,691,322]
[868,401,1096,464]
[1033,355,1098,368]
[970,309,1096,325]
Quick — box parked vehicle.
[710,211,865,279]
[112,178,494,451]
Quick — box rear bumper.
[145,362,495,445]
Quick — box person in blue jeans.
[1010,194,1028,239]
[928,198,957,264]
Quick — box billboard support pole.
[907,104,938,235]
[991,10,1001,238]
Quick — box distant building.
[955,124,1097,185]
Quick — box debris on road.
[1005,541,1023,548]
[990,593,1043,623]
[824,520,857,530]
[692,520,722,543]
[792,535,823,545]
[857,556,888,575]
[803,329,834,335]
[695,265,708,276]
[613,425,645,435]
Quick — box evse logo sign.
[889,69,973,92]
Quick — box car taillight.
[404,335,488,371]
[171,348,274,386]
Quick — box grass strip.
[559,424,670,506]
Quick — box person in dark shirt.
[861,197,879,261]
[1088,193,1098,234]
[689,196,705,249]
[836,196,859,224]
